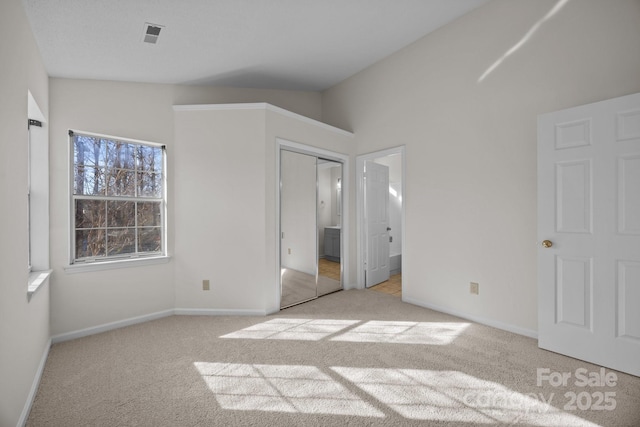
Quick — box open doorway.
[356,147,404,297]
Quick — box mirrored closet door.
[317,160,342,298]
[280,150,342,309]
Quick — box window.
[27,118,42,272]
[27,121,34,271]
[28,90,51,298]
[70,131,165,263]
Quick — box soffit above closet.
[21,0,487,91]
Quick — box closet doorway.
[279,143,345,309]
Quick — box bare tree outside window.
[71,133,165,262]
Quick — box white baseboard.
[50,307,270,344]
[23,305,277,425]
[174,308,267,316]
[265,307,280,316]
[18,338,51,427]
[20,299,535,426]
[51,309,174,344]
[402,296,538,339]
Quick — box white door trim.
[275,138,350,310]
[356,146,406,289]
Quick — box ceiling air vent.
[143,23,164,44]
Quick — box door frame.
[275,138,350,309]
[356,146,405,290]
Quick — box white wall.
[0,0,50,425]
[49,79,177,336]
[173,108,267,312]
[173,86,322,121]
[49,80,325,334]
[322,0,640,333]
[172,106,354,315]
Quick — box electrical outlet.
[203,279,210,291]
[470,282,479,295]
[288,248,291,255]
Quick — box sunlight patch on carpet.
[220,318,470,345]
[331,367,602,426]
[220,318,360,341]
[330,320,470,345]
[194,362,385,418]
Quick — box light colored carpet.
[28,290,640,426]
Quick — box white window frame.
[67,130,168,270]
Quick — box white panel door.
[365,161,390,287]
[538,92,640,376]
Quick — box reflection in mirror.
[318,160,342,297]
[280,150,317,308]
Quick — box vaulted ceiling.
[22,0,487,91]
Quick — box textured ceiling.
[22,0,488,91]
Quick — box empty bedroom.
[1,0,639,426]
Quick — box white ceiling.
[22,0,488,91]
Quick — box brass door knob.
[542,240,553,248]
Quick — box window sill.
[28,269,52,302]
[64,255,171,274]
